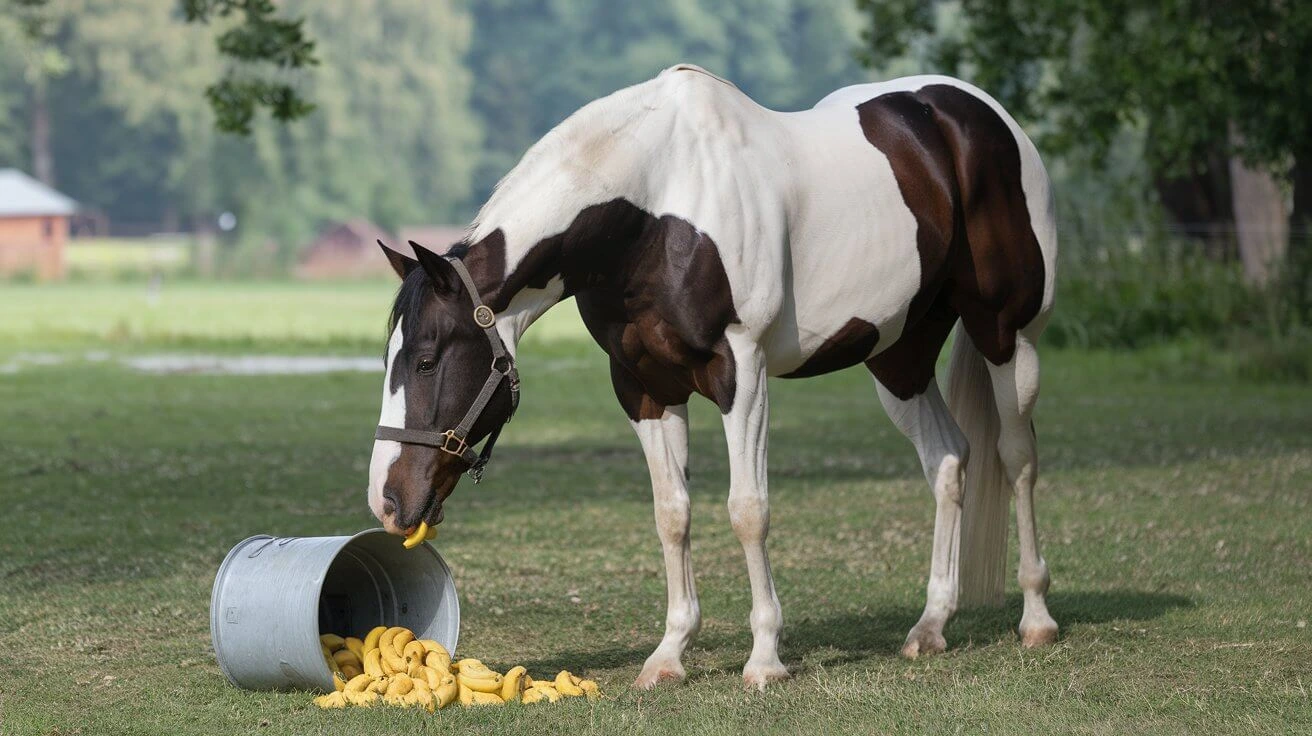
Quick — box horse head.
[367,241,518,538]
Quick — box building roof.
[0,169,77,217]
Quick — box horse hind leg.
[986,331,1058,646]
[874,377,969,657]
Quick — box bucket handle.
[246,537,298,558]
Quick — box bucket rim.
[210,534,275,688]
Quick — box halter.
[374,256,520,483]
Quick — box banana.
[521,688,546,705]
[458,682,474,707]
[332,649,362,671]
[384,673,414,698]
[424,650,451,673]
[390,629,415,657]
[332,672,347,692]
[402,640,427,667]
[320,643,333,659]
[363,625,388,653]
[453,657,487,674]
[344,674,373,694]
[377,626,408,656]
[345,690,380,707]
[470,691,503,706]
[418,666,444,691]
[407,660,426,679]
[319,633,346,652]
[403,521,429,549]
[555,670,584,697]
[579,679,600,699]
[458,670,503,694]
[344,637,365,660]
[367,676,391,695]
[362,649,385,678]
[380,647,407,675]
[501,665,527,702]
[312,691,348,709]
[340,664,362,680]
[407,679,436,712]
[434,672,458,709]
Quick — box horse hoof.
[900,627,947,659]
[634,661,685,689]
[742,660,789,690]
[1020,616,1059,648]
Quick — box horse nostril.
[382,492,398,517]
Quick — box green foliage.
[855,0,1312,175]
[181,0,318,134]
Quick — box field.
[1,281,1309,735]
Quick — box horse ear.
[377,240,419,280]
[409,241,460,296]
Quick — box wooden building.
[0,168,77,280]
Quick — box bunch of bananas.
[312,627,600,711]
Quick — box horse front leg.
[628,402,700,688]
[721,333,788,689]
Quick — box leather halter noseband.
[374,256,520,483]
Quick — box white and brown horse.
[367,64,1059,689]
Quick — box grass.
[0,282,1309,734]
[64,237,192,278]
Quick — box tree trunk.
[1289,153,1312,320]
[1228,127,1288,286]
[31,77,54,186]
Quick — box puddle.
[1,353,382,376]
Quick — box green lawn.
[0,283,1309,734]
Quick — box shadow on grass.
[517,589,1194,676]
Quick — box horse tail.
[946,323,1008,607]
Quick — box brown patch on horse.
[453,199,740,423]
[780,318,881,379]
[853,84,1046,398]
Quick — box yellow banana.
[319,633,346,652]
[362,625,387,653]
[424,650,451,673]
[362,649,385,678]
[458,670,503,694]
[407,679,435,711]
[418,666,444,691]
[344,637,365,660]
[312,691,348,709]
[530,682,561,702]
[367,676,391,695]
[555,670,584,697]
[402,640,427,666]
[458,682,474,707]
[381,647,407,675]
[403,521,429,549]
[579,679,600,699]
[340,664,362,680]
[501,665,527,702]
[378,626,407,655]
[521,688,546,705]
[332,649,362,671]
[390,629,416,657]
[434,673,458,709]
[453,657,487,673]
[344,674,373,694]
[345,690,380,707]
[384,673,414,698]
[470,691,503,706]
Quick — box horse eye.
[416,358,436,374]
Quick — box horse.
[366,64,1059,689]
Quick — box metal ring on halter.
[473,305,496,328]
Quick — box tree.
[857,0,1312,286]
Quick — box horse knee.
[727,493,768,543]
[653,495,691,545]
[933,452,967,505]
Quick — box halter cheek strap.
[374,256,520,483]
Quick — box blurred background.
[1,0,1309,380]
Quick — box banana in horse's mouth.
[402,521,438,549]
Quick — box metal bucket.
[210,529,459,692]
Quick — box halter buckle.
[472,304,496,328]
[438,430,469,457]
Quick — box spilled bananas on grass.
[314,629,600,712]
